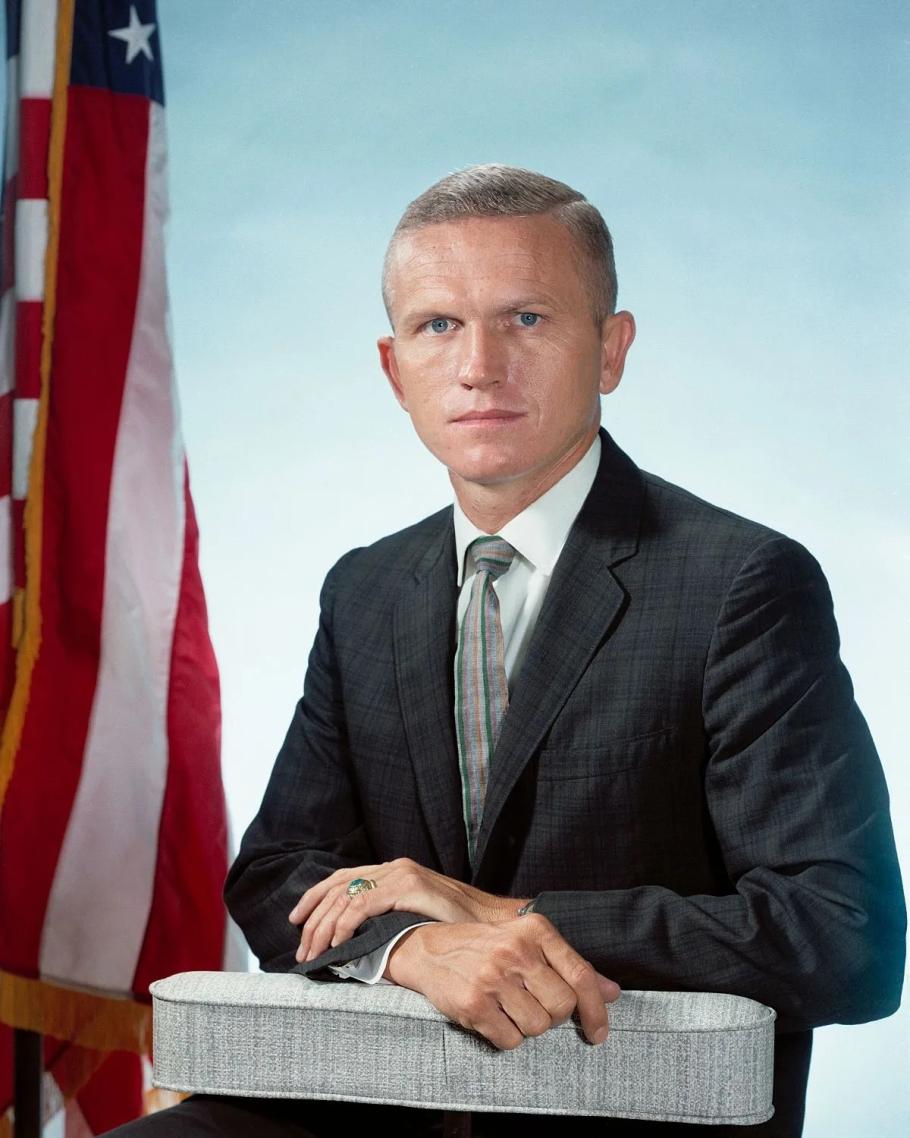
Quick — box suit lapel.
[392,514,470,879]
[472,428,645,873]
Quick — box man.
[107,165,904,1137]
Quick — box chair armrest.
[150,971,776,1126]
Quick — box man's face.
[378,214,635,498]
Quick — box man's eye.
[427,318,454,334]
[517,312,540,327]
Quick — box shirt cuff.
[327,922,435,985]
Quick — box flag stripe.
[0,291,15,394]
[19,0,56,98]
[64,1101,93,1138]
[0,397,10,499]
[10,494,24,592]
[0,497,9,601]
[133,459,227,993]
[11,394,37,497]
[14,197,47,300]
[14,297,41,397]
[0,81,148,977]
[4,54,20,179]
[74,1048,144,1134]
[40,101,180,991]
[1,174,16,293]
[17,96,51,198]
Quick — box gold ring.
[346,877,377,897]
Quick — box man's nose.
[457,324,504,389]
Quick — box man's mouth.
[452,410,524,422]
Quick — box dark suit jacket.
[225,427,905,1136]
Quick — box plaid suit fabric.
[225,427,905,1132]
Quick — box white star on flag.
[108,4,156,65]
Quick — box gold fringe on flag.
[0,972,151,1055]
[0,0,74,811]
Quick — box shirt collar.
[453,434,601,585]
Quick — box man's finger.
[328,886,393,947]
[302,877,401,960]
[290,868,355,924]
[597,973,622,1003]
[519,970,578,1028]
[288,864,382,924]
[456,994,525,1051]
[298,887,354,960]
[537,922,612,1044]
[495,985,553,1041]
[295,887,350,960]
[567,963,610,1044]
[289,880,334,927]
[297,886,347,956]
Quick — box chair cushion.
[150,971,775,1126]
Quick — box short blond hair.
[382,163,618,327]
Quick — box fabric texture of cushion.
[150,971,776,1126]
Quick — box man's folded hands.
[288,858,620,1051]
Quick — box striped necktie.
[455,536,516,866]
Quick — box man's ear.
[377,335,408,410]
[599,310,636,396]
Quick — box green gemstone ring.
[346,877,378,897]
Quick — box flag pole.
[12,1028,42,1138]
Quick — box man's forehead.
[392,214,571,262]
[396,244,544,289]
[387,215,581,299]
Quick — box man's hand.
[384,913,621,1050]
[288,857,526,963]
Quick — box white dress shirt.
[327,435,602,983]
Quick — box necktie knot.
[470,536,515,582]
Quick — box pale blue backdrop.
[19,1,910,1133]
[158,3,908,1134]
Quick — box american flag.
[0,2,242,1132]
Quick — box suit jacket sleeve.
[534,536,906,1032]
[223,551,432,977]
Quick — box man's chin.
[446,462,530,490]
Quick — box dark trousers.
[100,1098,801,1137]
